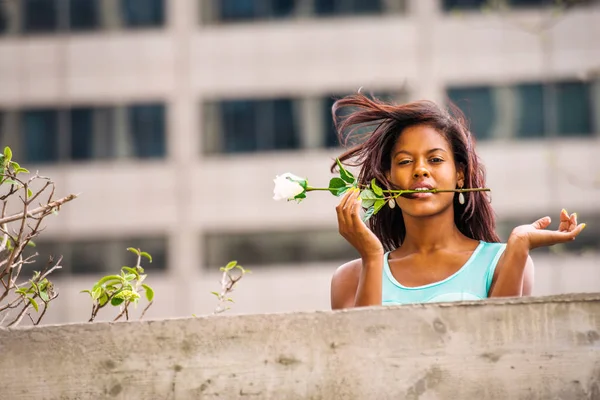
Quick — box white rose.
[273,173,306,201]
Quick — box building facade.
[0,0,599,324]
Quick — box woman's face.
[387,125,463,218]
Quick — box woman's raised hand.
[508,209,585,250]
[336,188,384,259]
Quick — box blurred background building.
[0,0,598,324]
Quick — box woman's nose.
[413,161,430,179]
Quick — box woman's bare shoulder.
[330,258,363,309]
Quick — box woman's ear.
[457,166,465,188]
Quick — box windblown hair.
[331,93,500,251]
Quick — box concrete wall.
[2,293,600,399]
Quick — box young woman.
[330,93,585,309]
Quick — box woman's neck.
[400,209,467,254]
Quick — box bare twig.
[139,301,153,320]
[0,193,78,226]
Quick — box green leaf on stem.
[121,267,140,278]
[371,179,384,197]
[328,177,347,196]
[140,252,152,263]
[225,261,237,271]
[336,158,355,184]
[92,287,102,300]
[127,247,140,256]
[142,284,154,302]
[111,297,125,306]
[28,297,39,312]
[98,293,109,306]
[39,291,49,302]
[359,189,378,208]
[373,199,386,214]
[4,146,12,162]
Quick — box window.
[204,98,300,154]
[128,103,167,158]
[23,236,168,275]
[443,0,596,11]
[447,80,597,141]
[314,0,382,16]
[121,0,165,28]
[4,103,166,164]
[1,0,165,36]
[23,0,59,33]
[202,0,403,24]
[69,0,100,31]
[22,109,60,163]
[448,87,496,140]
[203,229,358,268]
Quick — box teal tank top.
[382,241,506,305]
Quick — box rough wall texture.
[1,294,600,400]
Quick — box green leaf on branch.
[371,179,384,197]
[92,287,102,300]
[26,240,36,247]
[4,146,12,162]
[225,261,237,271]
[359,189,378,208]
[98,293,109,306]
[140,252,152,263]
[211,291,220,297]
[80,289,93,297]
[27,188,33,198]
[3,179,17,186]
[328,177,348,196]
[142,284,154,302]
[39,291,49,302]
[121,267,140,278]
[373,199,386,214]
[127,247,140,256]
[111,297,124,306]
[336,158,355,184]
[28,297,39,312]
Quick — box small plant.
[212,260,250,314]
[82,247,155,322]
[0,146,77,327]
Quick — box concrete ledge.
[2,294,600,399]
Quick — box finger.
[540,224,586,246]
[570,212,577,226]
[341,189,360,229]
[560,209,569,222]
[350,191,364,227]
[531,216,551,230]
[336,189,355,228]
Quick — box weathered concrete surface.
[1,294,600,400]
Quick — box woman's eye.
[430,157,444,163]
[398,159,412,165]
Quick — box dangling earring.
[458,183,465,205]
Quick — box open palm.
[510,209,586,250]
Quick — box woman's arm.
[331,189,385,309]
[330,255,384,309]
[489,239,534,297]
